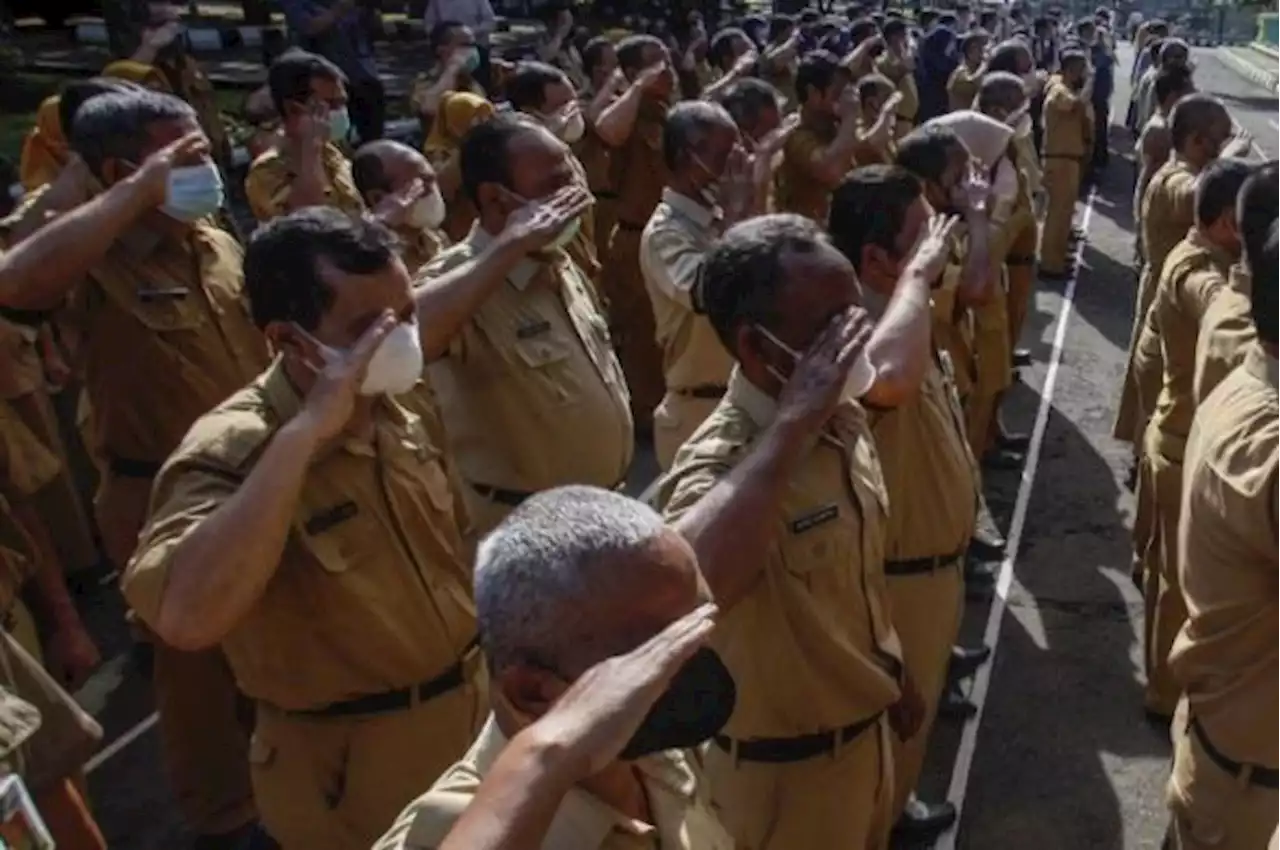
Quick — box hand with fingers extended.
[530,604,719,779]
[500,185,593,254]
[719,147,758,222]
[954,166,991,219]
[292,101,332,155]
[776,309,876,438]
[756,112,801,157]
[635,62,671,93]
[372,178,426,229]
[294,311,400,444]
[906,213,962,283]
[129,130,212,209]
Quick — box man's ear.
[496,664,565,719]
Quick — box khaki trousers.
[885,563,964,818]
[601,226,665,430]
[1140,446,1186,718]
[705,716,894,850]
[967,291,1013,457]
[1005,221,1040,347]
[1039,157,1080,274]
[1115,264,1162,446]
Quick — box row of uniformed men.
[0,17,1047,850]
[1115,47,1279,850]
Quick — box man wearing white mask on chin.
[353,140,451,275]
[413,114,633,537]
[124,207,488,850]
[0,88,272,849]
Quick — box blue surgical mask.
[328,106,352,143]
[160,161,225,222]
[461,46,482,74]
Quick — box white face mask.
[558,109,586,144]
[754,324,876,401]
[296,319,424,397]
[506,188,582,253]
[409,187,447,230]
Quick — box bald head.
[1169,94,1232,165]
[351,138,436,207]
[475,486,702,677]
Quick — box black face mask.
[618,647,737,760]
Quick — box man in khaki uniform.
[1133,67,1195,262]
[658,214,959,850]
[640,102,754,469]
[1130,159,1252,720]
[124,209,487,850]
[777,49,861,224]
[947,31,988,112]
[414,116,631,535]
[595,35,678,431]
[579,38,621,269]
[352,140,450,275]
[1039,50,1093,279]
[1194,267,1254,404]
[375,487,734,850]
[827,167,973,842]
[877,19,919,139]
[244,50,366,223]
[1115,95,1233,448]
[1164,224,1278,850]
[0,91,269,849]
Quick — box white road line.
[84,711,159,775]
[936,187,1099,850]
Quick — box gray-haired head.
[661,100,739,174]
[717,78,783,144]
[475,485,700,677]
[69,89,198,181]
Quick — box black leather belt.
[594,191,618,200]
[0,304,51,328]
[616,220,646,232]
[108,456,164,479]
[883,547,965,577]
[289,638,480,719]
[470,481,533,508]
[1190,716,1279,789]
[713,711,883,764]
[674,384,727,400]
[1006,253,1037,266]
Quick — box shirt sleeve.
[642,222,705,307]
[1131,294,1164,416]
[243,156,291,223]
[1194,293,1256,404]
[0,404,60,503]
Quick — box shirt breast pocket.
[510,333,581,404]
[781,504,857,585]
[295,501,384,575]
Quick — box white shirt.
[423,0,496,42]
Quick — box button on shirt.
[1169,344,1278,767]
[373,716,734,850]
[659,370,903,740]
[79,220,269,465]
[123,361,479,712]
[416,227,633,525]
[639,188,733,392]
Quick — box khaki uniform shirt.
[1169,344,1278,767]
[78,220,268,466]
[875,53,919,126]
[1194,265,1255,405]
[947,64,983,112]
[417,226,632,530]
[393,223,449,277]
[0,402,60,613]
[243,143,365,224]
[1042,78,1093,160]
[1140,156,1198,284]
[659,370,903,739]
[610,100,670,228]
[123,361,479,711]
[1011,131,1042,202]
[639,189,732,392]
[373,716,734,850]
[1137,230,1233,462]
[776,114,841,225]
[864,289,978,560]
[1133,111,1169,235]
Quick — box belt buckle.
[829,727,845,759]
[460,643,483,683]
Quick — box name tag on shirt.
[305,500,359,535]
[516,319,552,340]
[789,504,839,535]
[137,286,191,302]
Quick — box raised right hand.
[294,311,398,444]
[776,308,875,437]
[905,213,961,282]
[635,61,669,93]
[501,185,592,254]
[130,130,210,208]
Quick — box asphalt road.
[64,42,1277,850]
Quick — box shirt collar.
[661,187,720,231]
[470,715,697,849]
[467,222,549,291]
[1228,262,1252,295]
[725,366,778,429]
[1244,343,1279,392]
[1186,228,1236,271]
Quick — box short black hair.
[581,36,613,79]
[617,34,663,75]
[895,124,964,183]
[709,27,750,71]
[58,77,141,140]
[920,9,939,27]
[987,38,1028,73]
[459,113,539,204]
[662,100,735,171]
[243,207,399,331]
[350,142,393,201]
[796,50,847,104]
[857,73,894,104]
[1244,162,1280,343]
[718,78,783,131]
[1060,49,1088,73]
[849,17,879,44]
[697,214,832,351]
[430,21,467,53]
[768,14,795,42]
[829,165,923,273]
[1145,37,1165,63]
[266,49,345,114]
[883,18,908,40]
[1194,158,1252,228]
[1170,94,1228,151]
[69,89,196,178]
[1158,38,1189,65]
[506,61,568,113]
[1154,65,1195,108]
[977,71,1027,114]
[960,30,989,55]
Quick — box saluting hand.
[906,212,961,283]
[130,130,210,209]
[372,178,426,229]
[502,185,592,254]
[531,604,717,779]
[776,308,875,439]
[295,311,399,444]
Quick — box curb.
[1219,46,1280,94]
